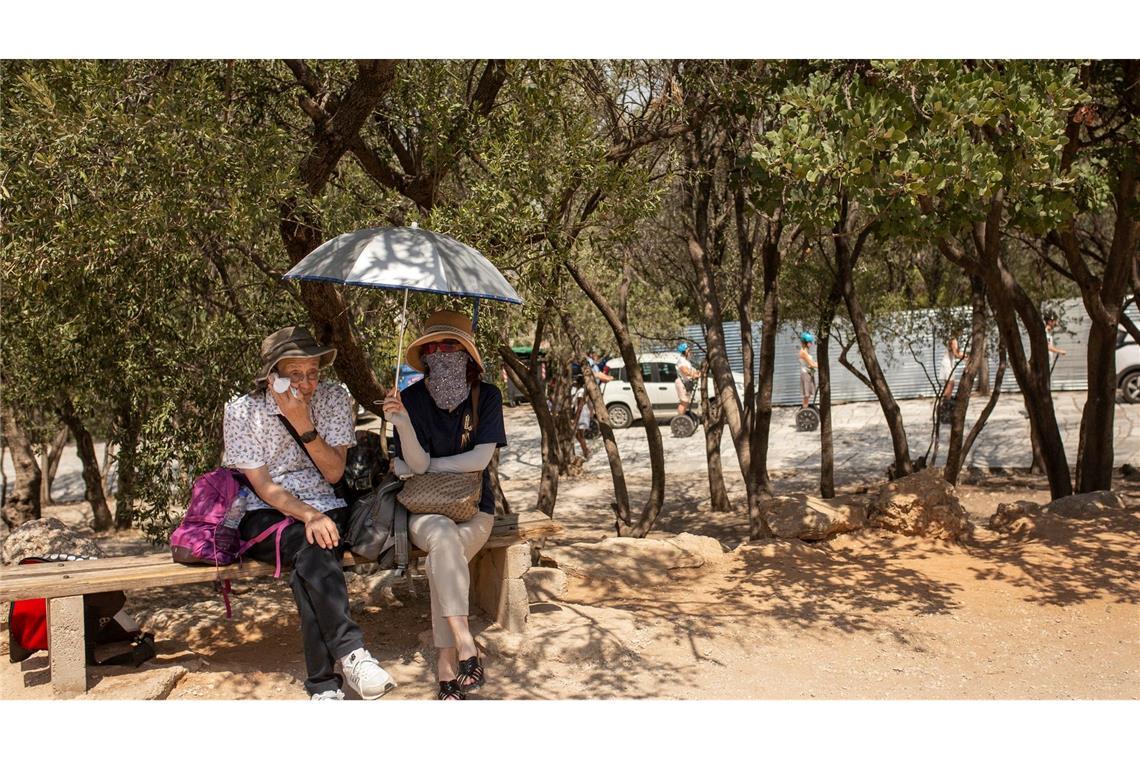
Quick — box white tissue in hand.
[272,376,292,393]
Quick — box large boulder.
[990,491,1128,534]
[1,517,104,565]
[869,468,970,541]
[765,494,867,540]
[539,533,724,587]
[1037,490,1127,518]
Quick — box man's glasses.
[421,340,466,356]
[283,369,322,384]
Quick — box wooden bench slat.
[0,512,561,603]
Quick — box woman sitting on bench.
[382,310,508,700]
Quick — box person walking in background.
[586,349,614,384]
[940,333,967,400]
[1044,313,1067,358]
[798,332,818,409]
[573,374,593,460]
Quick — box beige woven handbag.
[396,384,483,522]
[397,471,482,522]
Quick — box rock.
[539,536,706,586]
[1,517,105,565]
[990,491,1128,534]
[869,468,970,541]
[523,567,568,602]
[79,665,188,700]
[764,494,867,540]
[664,532,728,564]
[989,501,1037,533]
[1040,490,1126,518]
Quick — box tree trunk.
[926,192,1072,497]
[101,441,117,493]
[565,262,666,538]
[1068,158,1137,492]
[40,426,69,507]
[979,253,1071,498]
[489,449,511,515]
[818,285,842,499]
[1077,318,1122,491]
[699,368,732,512]
[749,237,781,499]
[500,347,561,518]
[944,276,987,485]
[976,341,991,395]
[835,228,913,478]
[57,398,113,531]
[965,195,1072,498]
[559,309,636,524]
[961,341,1008,465]
[1,403,41,528]
[684,234,771,537]
[113,401,142,529]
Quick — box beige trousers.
[408,511,495,648]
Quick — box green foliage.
[3,59,1126,537]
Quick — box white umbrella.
[282,224,522,389]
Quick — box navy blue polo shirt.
[393,379,507,515]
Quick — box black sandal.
[438,679,465,700]
[456,655,485,693]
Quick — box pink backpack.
[170,468,245,566]
[170,469,293,615]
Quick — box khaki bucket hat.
[254,326,337,388]
[405,310,483,372]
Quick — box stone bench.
[0,511,562,697]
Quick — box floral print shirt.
[222,381,356,513]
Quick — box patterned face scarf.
[424,352,471,411]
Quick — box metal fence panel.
[649,296,1122,407]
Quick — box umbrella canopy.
[281,225,522,399]
[282,226,522,304]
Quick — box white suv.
[599,352,747,428]
[1117,329,1140,404]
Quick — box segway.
[670,410,700,438]
[670,378,702,438]
[796,379,820,432]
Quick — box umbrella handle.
[393,287,409,398]
[472,297,480,334]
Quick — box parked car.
[600,352,747,428]
[1117,328,1140,403]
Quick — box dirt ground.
[2,397,1138,701]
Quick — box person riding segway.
[671,342,703,438]
[796,332,821,432]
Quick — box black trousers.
[239,507,364,695]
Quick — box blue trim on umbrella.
[281,273,524,305]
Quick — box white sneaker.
[339,648,397,700]
[311,689,345,700]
